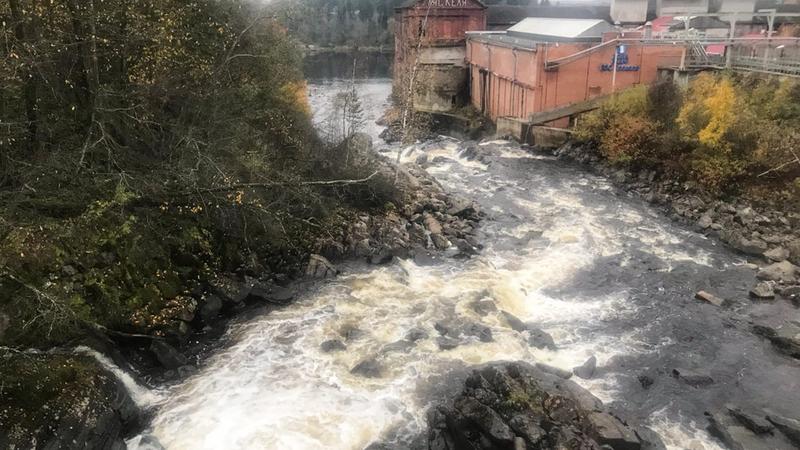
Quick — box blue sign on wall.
[600,46,640,72]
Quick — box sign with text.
[427,0,469,7]
[600,46,640,72]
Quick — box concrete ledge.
[497,117,572,148]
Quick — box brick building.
[393,0,487,113]
[465,19,686,126]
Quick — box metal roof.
[507,17,612,41]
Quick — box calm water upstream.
[124,75,800,450]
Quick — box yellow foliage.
[677,74,737,150]
[281,81,311,116]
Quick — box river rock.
[749,282,776,299]
[534,363,573,379]
[425,362,648,450]
[423,215,443,235]
[381,340,415,354]
[757,261,798,283]
[320,339,347,353]
[437,336,462,350]
[707,410,780,450]
[431,233,450,250]
[764,247,790,262]
[753,322,800,359]
[526,327,556,350]
[199,294,223,323]
[671,368,713,387]
[573,355,597,379]
[733,236,768,256]
[305,254,338,279]
[150,340,189,370]
[0,352,141,450]
[726,405,773,434]
[469,299,498,316]
[766,412,800,447]
[350,358,383,378]
[695,290,725,306]
[500,311,527,332]
[248,283,294,305]
[786,239,800,264]
[405,327,429,342]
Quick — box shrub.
[599,115,660,167]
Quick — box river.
[125,67,800,450]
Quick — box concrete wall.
[610,0,648,24]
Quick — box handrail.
[544,37,800,69]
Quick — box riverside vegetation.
[0,1,484,446]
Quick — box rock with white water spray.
[248,283,294,305]
[707,409,794,450]
[198,294,223,323]
[350,358,383,378]
[320,339,346,353]
[304,254,338,279]
[500,311,527,332]
[749,282,776,299]
[526,327,556,350]
[573,356,597,379]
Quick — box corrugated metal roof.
[507,17,612,41]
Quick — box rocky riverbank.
[0,134,484,449]
[550,141,800,396]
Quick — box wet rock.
[787,239,800,265]
[437,336,461,350]
[726,405,773,434]
[150,340,189,370]
[587,411,641,450]
[320,339,346,353]
[757,261,798,283]
[0,312,9,342]
[381,340,415,354]
[766,412,800,446]
[198,294,223,323]
[534,363,572,379]
[707,411,769,450]
[415,153,428,165]
[367,248,394,265]
[764,247,790,262]
[697,214,714,229]
[248,283,294,305]
[305,254,339,279]
[431,233,451,250]
[405,327,429,342]
[671,368,713,387]
[423,215,443,235]
[463,322,493,342]
[500,311,526,332]
[638,374,654,389]
[469,299,498,316]
[526,327,556,350]
[695,290,724,306]
[753,322,800,359]
[778,285,800,299]
[425,362,649,450]
[339,324,364,341]
[573,356,597,379]
[350,358,383,378]
[749,281,775,299]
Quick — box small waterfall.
[76,345,164,408]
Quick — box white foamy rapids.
[120,83,736,449]
[648,407,726,450]
[75,346,164,408]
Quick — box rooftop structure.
[507,17,614,42]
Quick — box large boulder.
[753,322,800,359]
[425,362,653,450]
[305,254,339,279]
[757,261,799,283]
[0,351,141,450]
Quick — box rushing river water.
[125,76,800,450]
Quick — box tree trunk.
[8,0,39,152]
